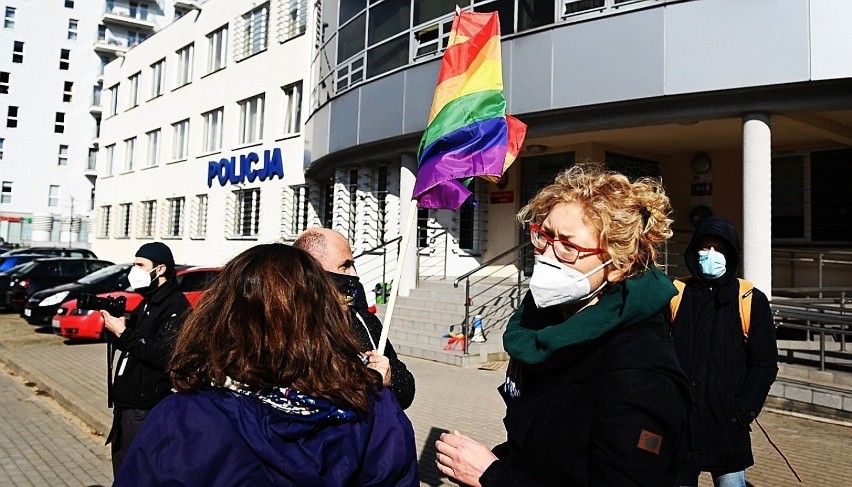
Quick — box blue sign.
[207,148,285,187]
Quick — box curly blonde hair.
[517,163,672,280]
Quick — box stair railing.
[353,236,402,297]
[453,241,532,354]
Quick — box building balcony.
[89,103,102,116]
[173,0,201,10]
[101,5,156,30]
[93,37,128,55]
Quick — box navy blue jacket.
[114,387,419,486]
[669,217,778,472]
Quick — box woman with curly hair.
[436,163,690,486]
[114,243,418,486]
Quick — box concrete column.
[398,153,418,297]
[742,113,773,299]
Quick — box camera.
[78,293,127,318]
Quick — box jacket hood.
[685,216,740,285]
[504,268,676,365]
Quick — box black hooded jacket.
[668,217,778,473]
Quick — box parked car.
[0,253,49,273]
[0,260,45,310]
[53,266,221,341]
[23,263,133,326]
[6,258,114,313]
[1,247,97,259]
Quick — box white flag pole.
[376,201,419,356]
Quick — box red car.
[52,266,220,341]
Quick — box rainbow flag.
[414,10,527,210]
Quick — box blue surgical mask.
[698,249,726,279]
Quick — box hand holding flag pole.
[376,9,526,356]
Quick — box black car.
[7,258,113,313]
[23,263,132,326]
[1,247,98,259]
[0,253,49,273]
[0,260,45,310]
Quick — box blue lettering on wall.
[207,148,285,187]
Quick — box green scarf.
[504,268,676,365]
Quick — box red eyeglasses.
[529,224,604,264]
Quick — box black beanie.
[135,242,175,267]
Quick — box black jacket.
[350,306,416,410]
[110,279,190,410]
[669,217,778,472]
[482,298,690,486]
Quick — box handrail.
[353,236,402,260]
[452,241,532,354]
[453,241,531,288]
[773,302,852,370]
[424,230,450,280]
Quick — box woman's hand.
[364,351,391,386]
[435,430,497,487]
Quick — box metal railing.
[452,242,532,354]
[773,247,852,294]
[353,236,402,300]
[417,229,450,281]
[772,300,852,371]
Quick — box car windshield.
[77,264,131,284]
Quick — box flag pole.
[376,201,419,356]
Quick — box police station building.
[95,0,852,300]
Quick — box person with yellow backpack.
[668,216,778,487]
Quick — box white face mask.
[529,255,612,308]
[128,266,157,291]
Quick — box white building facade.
[0,0,191,247]
[94,0,313,266]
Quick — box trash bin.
[373,282,392,304]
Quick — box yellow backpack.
[670,277,754,343]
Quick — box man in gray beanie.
[102,241,190,476]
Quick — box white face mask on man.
[128,266,158,291]
[528,255,612,308]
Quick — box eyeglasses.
[529,224,604,264]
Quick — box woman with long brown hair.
[114,243,418,486]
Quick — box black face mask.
[327,272,360,305]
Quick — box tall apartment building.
[0,0,196,247]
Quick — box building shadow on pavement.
[419,426,451,486]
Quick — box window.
[129,1,149,21]
[68,19,78,40]
[291,185,310,234]
[282,81,302,135]
[145,129,160,167]
[140,200,157,238]
[0,138,4,160]
[66,1,75,8]
[347,169,358,241]
[376,165,389,241]
[12,41,23,63]
[99,205,112,237]
[0,71,8,94]
[92,84,102,107]
[58,145,69,166]
[192,194,208,238]
[87,147,97,172]
[202,107,223,153]
[176,43,194,86]
[105,144,115,175]
[166,197,185,237]
[458,179,486,253]
[240,3,269,59]
[128,72,140,108]
[280,0,307,41]
[63,81,73,102]
[4,7,15,29]
[124,137,136,171]
[150,58,165,98]
[55,112,65,133]
[6,106,18,128]
[1,181,11,204]
[107,84,118,115]
[207,25,228,73]
[59,49,70,70]
[118,203,132,238]
[48,185,60,207]
[97,24,106,42]
[172,119,190,160]
[238,94,264,144]
[234,188,260,237]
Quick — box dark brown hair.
[169,243,379,413]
